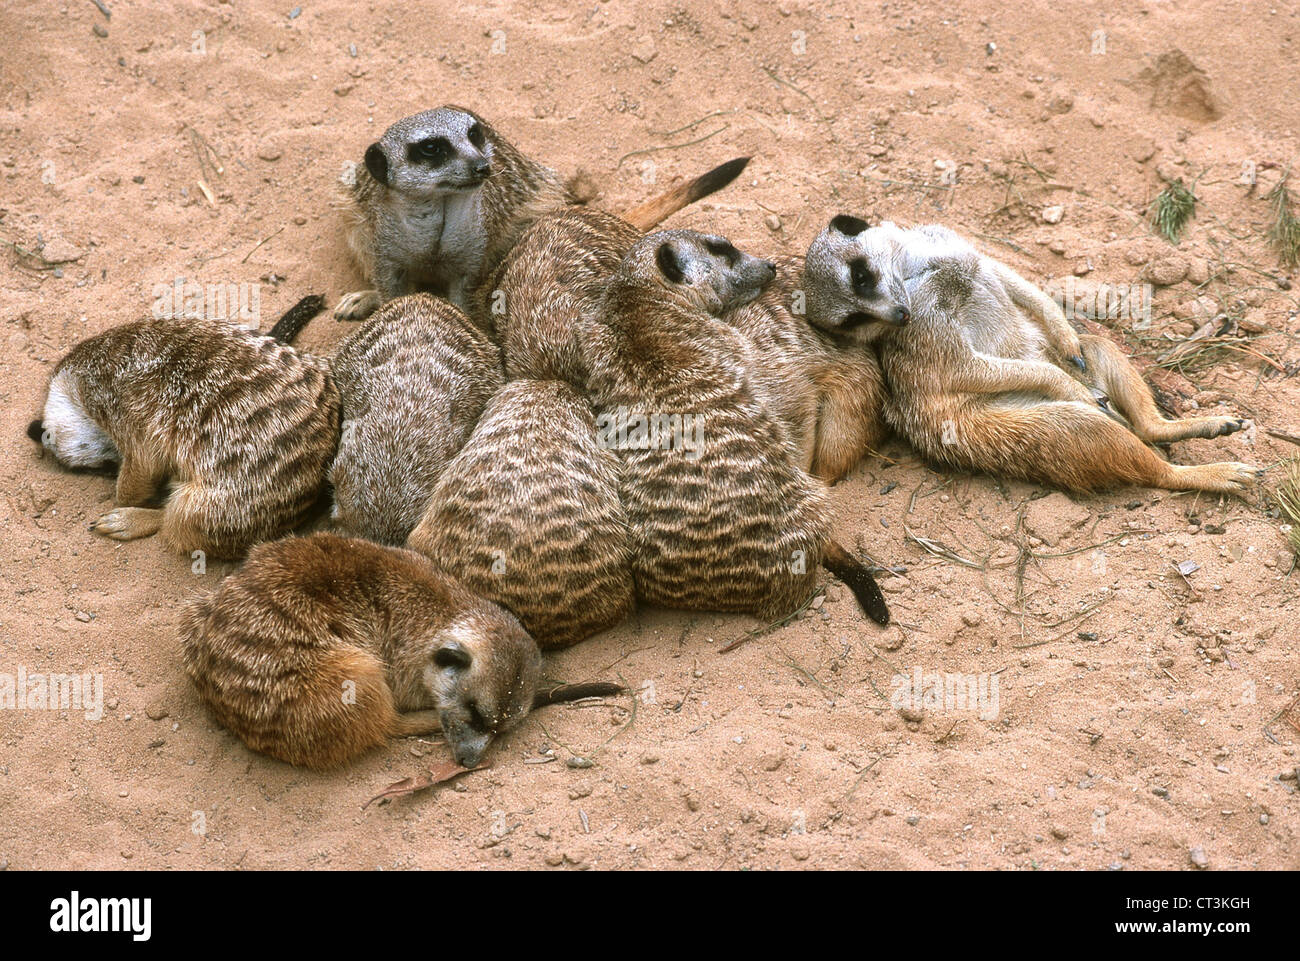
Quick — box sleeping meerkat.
[720,251,890,484]
[407,379,634,649]
[337,104,749,323]
[804,217,1259,495]
[180,533,619,770]
[26,317,339,558]
[327,293,504,545]
[583,229,891,625]
[478,159,751,388]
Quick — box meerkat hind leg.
[1079,336,1249,444]
[92,507,164,541]
[334,290,381,321]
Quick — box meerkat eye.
[466,122,485,149]
[433,642,471,670]
[703,238,740,265]
[849,258,877,296]
[410,137,452,166]
[656,242,686,284]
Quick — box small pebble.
[1189,846,1210,869]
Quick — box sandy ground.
[2,0,1299,870]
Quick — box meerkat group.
[28,103,1260,773]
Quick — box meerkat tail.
[620,156,752,231]
[532,681,625,708]
[267,294,326,343]
[821,539,890,626]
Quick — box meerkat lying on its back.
[338,105,748,324]
[180,533,619,769]
[27,318,339,558]
[328,294,504,545]
[805,217,1258,495]
[584,230,890,625]
[408,379,634,649]
[721,251,890,484]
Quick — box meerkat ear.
[26,420,44,444]
[433,640,471,670]
[830,214,870,236]
[364,143,389,187]
[656,242,685,284]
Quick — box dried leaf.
[362,761,482,809]
[1176,560,1200,577]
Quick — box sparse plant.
[1278,457,1300,559]
[1150,177,1197,245]
[1265,169,1300,268]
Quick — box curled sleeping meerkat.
[584,229,891,625]
[479,159,750,388]
[180,533,621,769]
[804,217,1259,495]
[408,378,634,649]
[328,293,504,545]
[338,105,748,323]
[26,317,339,558]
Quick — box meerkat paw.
[1197,416,1251,439]
[1173,462,1261,495]
[91,507,164,541]
[334,290,381,321]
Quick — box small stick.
[1267,429,1300,448]
[616,126,729,168]
[240,225,285,264]
[89,0,110,19]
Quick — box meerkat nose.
[26,419,44,444]
[892,306,911,326]
[473,159,491,178]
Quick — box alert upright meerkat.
[180,533,619,769]
[337,105,748,323]
[721,251,890,484]
[803,217,1259,495]
[328,293,504,545]
[27,317,339,558]
[408,379,634,648]
[584,229,891,625]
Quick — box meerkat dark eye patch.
[409,136,453,167]
[703,238,740,265]
[849,258,878,296]
[656,242,685,284]
[434,642,471,670]
[831,214,870,236]
[363,143,389,186]
[466,122,485,149]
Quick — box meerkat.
[27,317,339,558]
[803,217,1259,495]
[720,251,891,484]
[327,293,504,545]
[583,229,891,625]
[180,532,619,770]
[407,378,634,649]
[336,103,749,324]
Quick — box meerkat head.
[637,229,776,315]
[803,214,912,343]
[362,105,495,197]
[28,371,120,470]
[421,606,542,768]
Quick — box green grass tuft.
[1266,171,1300,269]
[1150,177,1197,245]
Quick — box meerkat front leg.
[113,450,167,507]
[334,259,405,321]
[988,260,1086,370]
[951,352,1100,406]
